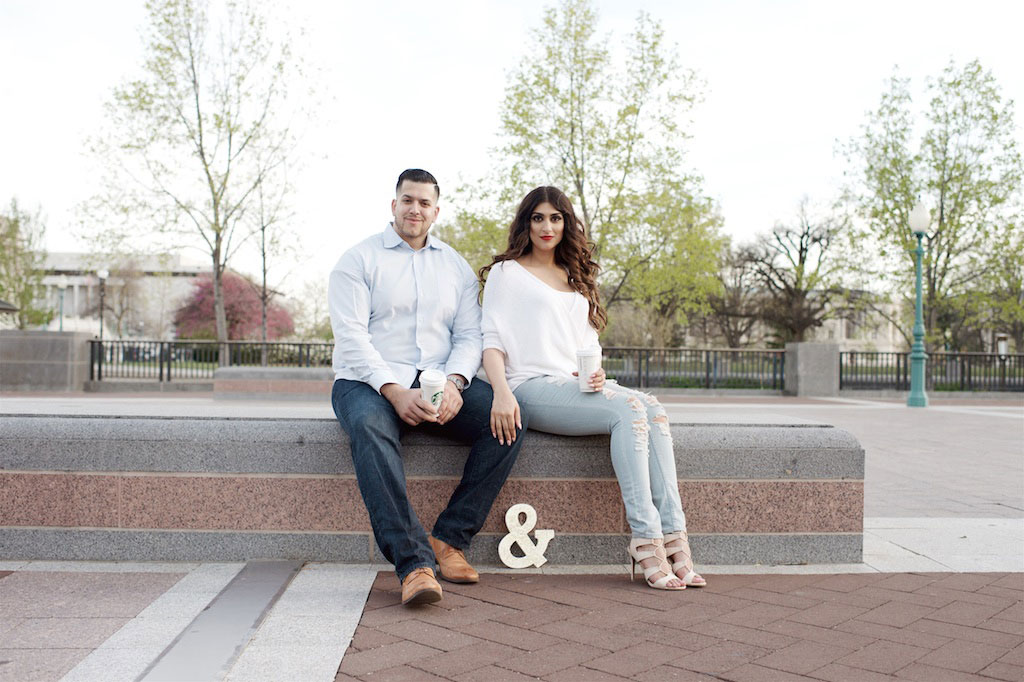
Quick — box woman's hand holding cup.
[572,366,606,392]
[575,347,603,392]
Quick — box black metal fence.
[604,347,785,389]
[840,351,1024,392]
[88,340,787,389]
[88,341,1022,392]
[88,340,333,382]
[839,352,909,390]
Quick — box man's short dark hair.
[396,169,439,199]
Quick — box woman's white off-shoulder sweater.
[481,260,600,392]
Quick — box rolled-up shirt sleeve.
[328,251,399,393]
[481,263,508,355]
[444,257,483,386]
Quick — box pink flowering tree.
[174,272,293,340]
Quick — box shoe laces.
[407,567,433,581]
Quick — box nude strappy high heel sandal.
[627,538,686,590]
[664,531,706,587]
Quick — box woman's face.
[528,201,564,254]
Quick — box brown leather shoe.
[429,536,479,584]
[401,567,442,606]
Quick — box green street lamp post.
[907,201,930,407]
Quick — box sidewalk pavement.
[0,392,1021,681]
[337,571,1023,682]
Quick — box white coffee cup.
[419,369,447,411]
[576,347,602,392]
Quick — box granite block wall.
[0,331,91,392]
[0,415,864,564]
[785,342,840,397]
[212,366,333,401]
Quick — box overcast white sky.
[2,0,1022,296]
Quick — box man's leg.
[429,379,528,549]
[332,379,434,581]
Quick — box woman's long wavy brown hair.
[479,186,607,332]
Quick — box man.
[329,169,527,606]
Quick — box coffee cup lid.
[419,369,446,383]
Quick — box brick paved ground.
[336,571,1024,682]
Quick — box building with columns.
[34,253,209,339]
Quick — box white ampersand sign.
[498,503,554,568]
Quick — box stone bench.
[0,414,864,565]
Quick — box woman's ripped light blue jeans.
[514,377,687,538]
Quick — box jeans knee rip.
[626,395,649,456]
[651,412,671,437]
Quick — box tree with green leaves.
[437,185,508,278]
[84,0,302,344]
[987,224,1024,351]
[437,0,723,336]
[945,223,1024,351]
[842,59,1023,350]
[0,199,52,330]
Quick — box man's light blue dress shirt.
[328,223,483,393]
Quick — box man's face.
[391,181,440,247]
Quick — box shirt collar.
[383,222,440,250]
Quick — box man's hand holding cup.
[381,384,438,426]
[436,378,464,424]
[422,370,463,425]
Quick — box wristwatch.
[446,374,467,392]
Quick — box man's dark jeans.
[332,376,526,582]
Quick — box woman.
[480,186,705,591]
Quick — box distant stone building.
[34,253,209,339]
[806,303,907,352]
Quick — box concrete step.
[84,380,213,392]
